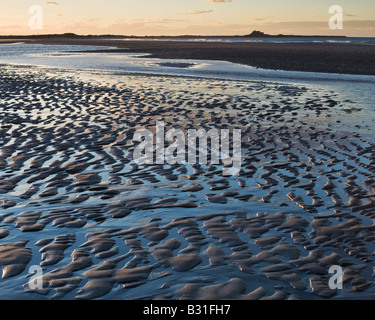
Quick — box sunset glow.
[1,0,374,37]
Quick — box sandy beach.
[0,40,375,300]
[22,37,375,76]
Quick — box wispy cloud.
[247,16,274,22]
[188,10,213,15]
[45,1,60,6]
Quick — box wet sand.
[0,57,375,300]
[7,37,375,76]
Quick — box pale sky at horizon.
[1,0,374,37]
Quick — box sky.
[0,0,374,37]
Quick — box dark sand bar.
[7,37,375,76]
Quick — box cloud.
[247,16,274,22]
[45,1,60,5]
[188,10,213,15]
[207,0,232,2]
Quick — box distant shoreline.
[1,37,375,76]
[0,31,351,40]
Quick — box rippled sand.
[0,64,374,300]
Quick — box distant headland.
[243,30,346,38]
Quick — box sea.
[116,36,375,45]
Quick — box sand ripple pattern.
[0,65,374,300]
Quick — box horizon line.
[0,32,356,39]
